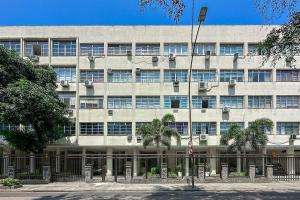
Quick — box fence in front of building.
[0,154,300,182]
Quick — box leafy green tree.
[259,11,300,67]
[221,118,274,171]
[0,47,70,154]
[137,113,181,165]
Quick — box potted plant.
[176,164,183,178]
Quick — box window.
[193,43,216,55]
[135,44,160,56]
[80,70,104,82]
[192,96,216,109]
[108,70,132,82]
[164,96,188,108]
[80,44,104,56]
[164,70,188,82]
[192,122,217,135]
[220,96,244,108]
[64,122,76,136]
[164,43,188,55]
[107,44,132,56]
[107,122,132,135]
[58,92,76,109]
[24,41,48,56]
[277,122,299,135]
[0,40,21,55]
[80,123,104,135]
[136,70,160,83]
[52,40,76,56]
[276,70,300,82]
[220,44,244,55]
[136,96,160,109]
[80,96,103,109]
[0,123,10,131]
[248,44,265,55]
[248,96,272,109]
[167,122,188,135]
[192,70,216,82]
[277,96,300,108]
[220,122,244,135]
[248,70,272,82]
[108,96,132,109]
[220,70,244,82]
[136,122,151,133]
[53,67,76,82]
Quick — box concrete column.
[106,148,113,177]
[160,163,167,179]
[243,42,248,56]
[209,148,217,175]
[85,165,92,182]
[3,153,9,176]
[249,164,256,181]
[133,148,138,177]
[287,147,295,175]
[29,153,35,174]
[185,154,189,177]
[125,164,132,181]
[42,166,50,183]
[82,148,86,176]
[272,68,276,82]
[7,166,15,178]
[64,150,68,171]
[55,148,60,173]
[266,165,273,181]
[197,163,205,182]
[237,151,241,173]
[221,163,228,181]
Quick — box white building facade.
[0,26,299,176]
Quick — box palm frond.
[142,136,154,149]
[160,137,171,150]
[161,113,175,125]
[162,127,181,146]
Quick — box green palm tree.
[137,113,181,164]
[220,118,273,172]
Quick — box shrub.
[0,178,20,187]
[229,172,247,177]
[168,171,177,177]
[150,167,160,175]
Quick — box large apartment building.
[0,26,299,176]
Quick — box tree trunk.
[242,149,246,172]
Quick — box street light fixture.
[188,6,208,188]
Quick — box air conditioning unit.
[136,68,141,73]
[136,135,142,143]
[66,109,73,115]
[108,109,113,116]
[84,80,93,87]
[88,55,95,62]
[60,80,69,87]
[222,106,230,113]
[152,56,159,62]
[205,50,211,60]
[229,79,236,87]
[107,68,113,74]
[127,50,132,56]
[169,53,176,61]
[233,53,239,61]
[30,55,39,62]
[198,81,208,91]
[290,134,297,140]
[199,134,208,141]
[127,135,132,141]
[173,80,179,87]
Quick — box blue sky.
[0,0,299,26]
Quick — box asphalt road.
[1,191,300,200]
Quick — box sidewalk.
[5,182,300,192]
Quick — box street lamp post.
[188,6,208,188]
